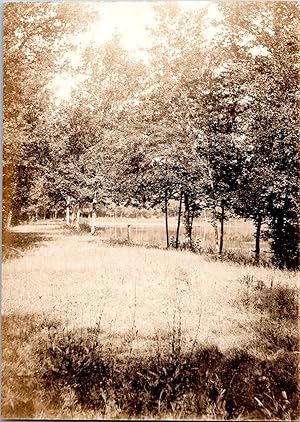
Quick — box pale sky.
[51,1,220,103]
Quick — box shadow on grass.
[2,230,48,261]
[2,311,300,420]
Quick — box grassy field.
[2,221,299,419]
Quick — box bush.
[169,236,202,253]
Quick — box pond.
[84,217,270,254]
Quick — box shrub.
[79,221,91,233]
[169,236,202,253]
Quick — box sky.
[51,1,219,103]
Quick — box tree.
[3,2,97,226]
[219,1,300,268]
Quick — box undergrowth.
[235,275,299,356]
[205,248,272,268]
[2,277,300,421]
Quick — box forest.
[3,1,299,268]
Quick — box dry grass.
[2,222,299,419]
[3,230,295,350]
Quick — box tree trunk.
[296,158,300,268]
[66,196,71,225]
[254,214,262,264]
[75,208,81,230]
[6,210,13,229]
[165,189,169,249]
[43,212,46,220]
[212,218,219,251]
[91,193,97,235]
[202,209,207,243]
[219,202,225,255]
[183,193,192,249]
[176,190,183,249]
[190,207,195,249]
[54,211,57,219]
[91,210,96,235]
[183,193,194,249]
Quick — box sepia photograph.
[2,0,300,419]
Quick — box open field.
[2,222,299,419]
[2,222,282,347]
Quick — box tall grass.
[2,226,299,419]
[2,289,299,420]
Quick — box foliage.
[3,2,299,268]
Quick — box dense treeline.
[3,2,299,268]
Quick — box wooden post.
[127,224,131,242]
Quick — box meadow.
[2,220,299,419]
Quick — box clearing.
[2,221,297,351]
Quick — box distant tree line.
[3,2,299,268]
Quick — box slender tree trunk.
[43,212,46,220]
[212,217,219,251]
[54,211,57,219]
[219,202,225,255]
[35,210,38,221]
[254,214,262,264]
[165,189,169,249]
[183,193,194,249]
[75,207,81,230]
[6,210,12,229]
[203,209,207,243]
[66,196,71,225]
[190,207,195,249]
[91,193,97,235]
[183,192,189,240]
[71,208,74,225]
[176,190,183,249]
[296,157,300,268]
[91,210,96,235]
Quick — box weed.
[206,248,272,267]
[2,313,299,420]
[237,274,299,322]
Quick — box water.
[87,218,270,253]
